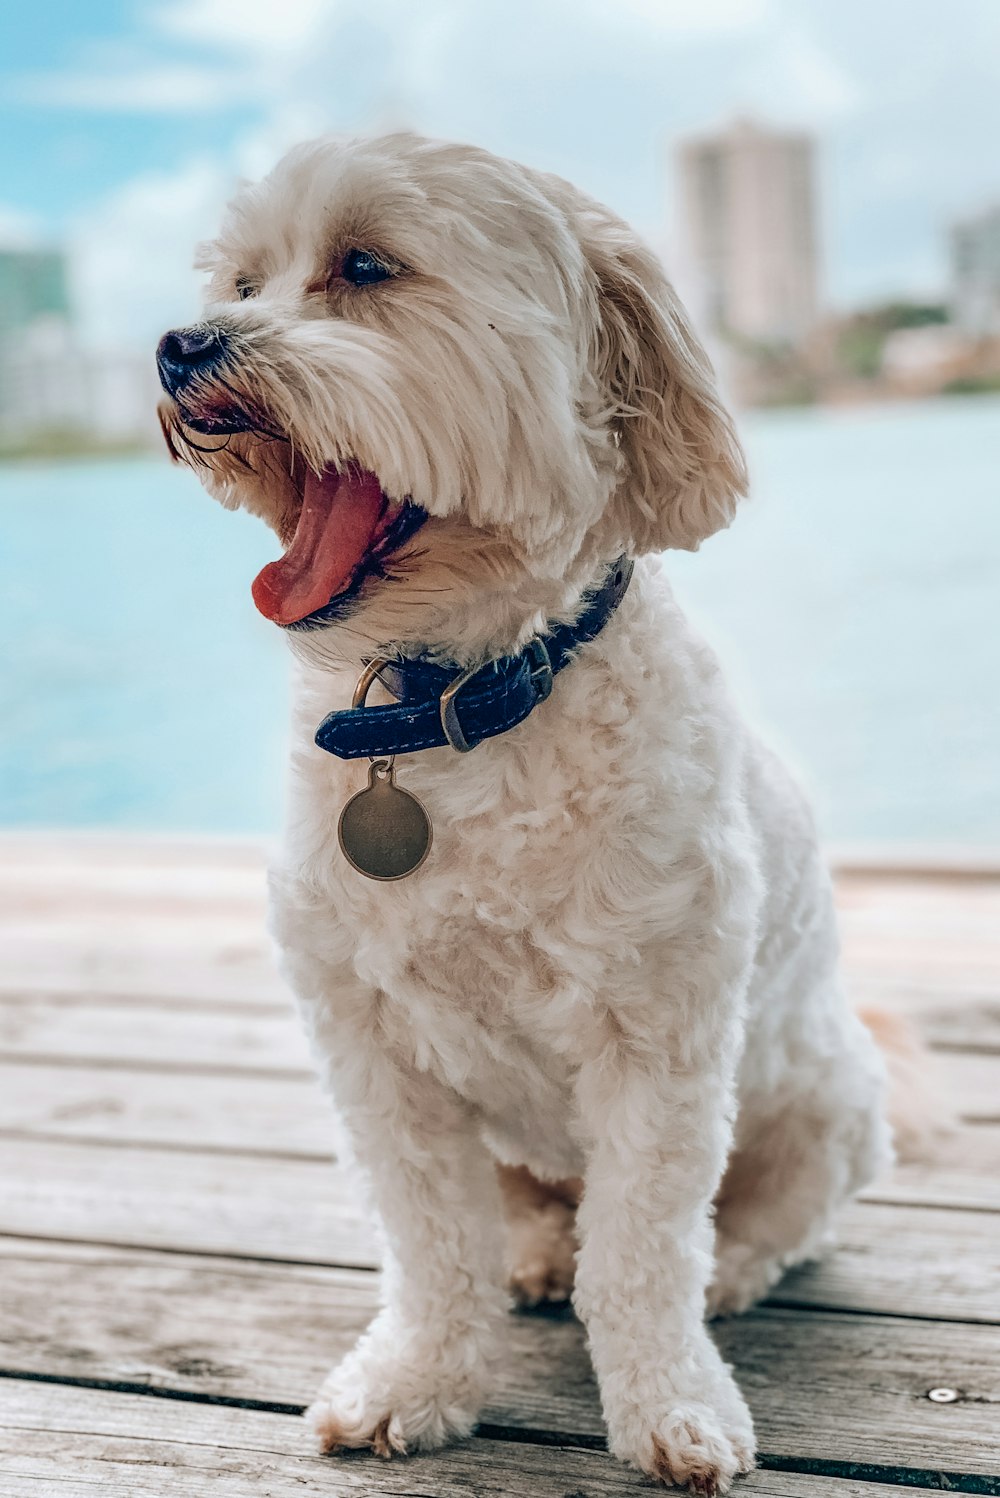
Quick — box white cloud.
[734,29,859,125]
[231,101,342,181]
[18,63,249,113]
[153,0,336,55]
[69,157,231,349]
[10,0,340,116]
[585,0,771,37]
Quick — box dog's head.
[157,131,745,665]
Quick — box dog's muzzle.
[156,324,227,397]
[156,323,256,434]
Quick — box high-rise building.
[0,244,158,444]
[951,205,1000,335]
[0,247,71,340]
[676,118,820,346]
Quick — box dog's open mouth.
[160,385,427,629]
[250,465,425,629]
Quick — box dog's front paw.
[308,1376,474,1458]
[306,1332,487,1458]
[608,1376,755,1493]
[644,1402,754,1494]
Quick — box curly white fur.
[164,131,891,1494]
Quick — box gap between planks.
[0,1051,997,1159]
[0,988,995,1079]
[3,1129,1000,1282]
[5,1379,992,1498]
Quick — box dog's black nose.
[156,324,226,394]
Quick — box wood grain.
[0,1244,998,1476]
[0,1061,331,1155]
[3,837,1000,1493]
[0,996,311,1073]
[1,1127,998,1316]
[0,1050,996,1158]
[3,1379,967,1498]
[0,1130,996,1287]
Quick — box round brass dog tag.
[338,761,432,881]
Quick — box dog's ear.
[583,212,748,553]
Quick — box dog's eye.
[342,249,392,287]
[236,280,260,301]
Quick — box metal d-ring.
[351,654,393,710]
[352,654,395,770]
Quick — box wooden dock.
[1,833,998,1495]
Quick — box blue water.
[2,397,998,843]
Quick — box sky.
[1,0,999,350]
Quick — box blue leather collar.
[315,555,634,761]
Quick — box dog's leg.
[299,983,508,1458]
[710,1011,890,1317]
[573,977,755,1494]
[497,1164,580,1307]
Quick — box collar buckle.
[439,636,554,755]
[526,637,553,703]
[439,664,481,753]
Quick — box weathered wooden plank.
[0,875,259,927]
[3,843,1000,1017]
[897,1048,1000,1121]
[838,875,1000,992]
[832,848,1000,876]
[845,940,1000,988]
[0,839,277,1007]
[0,832,268,869]
[898,995,1000,1053]
[836,869,1000,922]
[836,873,1000,1026]
[0,1050,995,1157]
[1,968,996,1105]
[4,967,997,1043]
[2,1135,998,1312]
[0,996,311,1073]
[0,1381,954,1498]
[0,1139,378,1265]
[1,1181,997,1334]
[0,1244,997,1477]
[0,1062,332,1155]
[955,1050,1000,1119]
[0,925,286,1007]
[6,953,996,1054]
[850,982,1000,1052]
[0,856,266,908]
[858,1125,1000,1210]
[729,1308,1000,1478]
[776,1198,1000,1323]
[6,832,997,891]
[1,842,999,1490]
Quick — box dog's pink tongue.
[252,468,385,625]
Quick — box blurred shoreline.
[0,431,153,463]
[2,383,998,465]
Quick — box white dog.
[157,131,892,1493]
